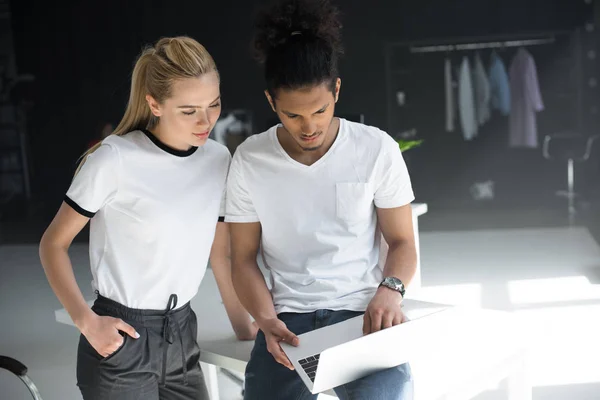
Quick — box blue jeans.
[244,310,413,400]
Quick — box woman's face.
[147,71,221,150]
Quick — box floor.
[418,226,600,400]
[1,224,600,399]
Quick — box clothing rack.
[410,37,556,53]
[384,31,575,136]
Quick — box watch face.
[388,277,402,288]
[383,277,405,295]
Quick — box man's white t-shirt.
[226,118,414,313]
[66,130,230,310]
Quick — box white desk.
[56,271,531,400]
[54,202,531,399]
[187,272,532,400]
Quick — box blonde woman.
[39,36,256,400]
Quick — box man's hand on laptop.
[257,317,300,370]
[363,287,407,335]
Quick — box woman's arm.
[40,202,138,356]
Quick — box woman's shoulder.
[101,132,136,150]
[203,138,232,160]
[101,130,151,156]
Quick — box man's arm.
[363,204,417,335]
[377,204,417,286]
[209,221,257,341]
[229,221,299,369]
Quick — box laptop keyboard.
[298,354,320,382]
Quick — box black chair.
[543,132,600,224]
[0,356,43,399]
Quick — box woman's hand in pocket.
[80,313,140,358]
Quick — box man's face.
[266,78,341,152]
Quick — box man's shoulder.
[341,119,397,151]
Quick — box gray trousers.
[76,294,209,400]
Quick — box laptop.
[281,299,453,394]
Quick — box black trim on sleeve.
[64,196,96,218]
[142,129,198,157]
[218,216,225,222]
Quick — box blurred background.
[1,1,600,399]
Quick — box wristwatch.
[379,277,406,298]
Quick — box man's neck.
[278,118,340,166]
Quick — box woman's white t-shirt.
[66,130,230,310]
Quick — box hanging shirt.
[445,58,455,132]
[509,48,544,148]
[488,51,511,116]
[474,52,491,126]
[458,56,477,140]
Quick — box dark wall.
[8,0,593,215]
[10,0,266,212]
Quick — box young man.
[226,1,417,399]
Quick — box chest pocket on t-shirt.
[336,182,374,223]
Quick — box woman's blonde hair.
[76,36,218,174]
